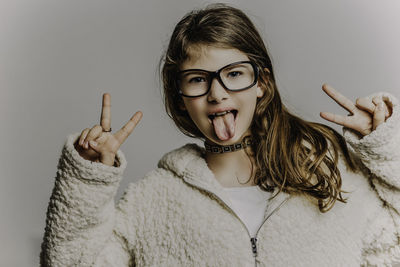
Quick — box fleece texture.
[41,93,400,267]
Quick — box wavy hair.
[160,3,358,212]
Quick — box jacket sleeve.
[40,133,133,267]
[343,92,400,266]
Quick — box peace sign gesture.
[320,84,392,136]
[74,93,143,166]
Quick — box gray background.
[1,0,400,266]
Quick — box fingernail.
[90,141,97,147]
[378,102,384,110]
[84,141,89,149]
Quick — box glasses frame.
[177,60,259,98]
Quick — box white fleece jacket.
[41,93,400,267]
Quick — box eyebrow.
[223,64,248,71]
[181,63,248,73]
[179,70,208,77]
[179,60,253,74]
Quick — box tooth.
[215,111,230,116]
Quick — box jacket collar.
[157,143,292,218]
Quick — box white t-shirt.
[223,186,272,237]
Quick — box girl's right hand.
[74,93,143,166]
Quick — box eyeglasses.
[178,61,259,97]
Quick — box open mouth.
[207,109,238,141]
[208,109,238,122]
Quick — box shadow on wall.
[32,235,42,266]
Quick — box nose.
[207,77,229,103]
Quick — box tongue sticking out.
[212,112,236,141]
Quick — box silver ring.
[103,128,112,132]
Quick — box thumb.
[372,102,385,131]
[88,134,108,153]
[88,140,102,153]
[89,140,116,166]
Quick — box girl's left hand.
[319,84,393,136]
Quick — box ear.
[256,84,264,98]
[256,67,270,98]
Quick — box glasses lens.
[220,62,255,91]
[178,62,257,97]
[179,71,209,97]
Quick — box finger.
[382,96,393,117]
[373,96,390,118]
[79,128,90,146]
[372,96,381,105]
[95,133,108,144]
[101,93,111,131]
[320,111,351,127]
[114,111,143,144]
[322,84,357,114]
[88,134,108,153]
[84,125,103,149]
[373,102,386,131]
[355,97,375,114]
[88,140,102,154]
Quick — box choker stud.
[204,137,252,154]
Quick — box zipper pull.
[250,237,258,257]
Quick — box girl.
[41,4,400,267]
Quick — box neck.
[205,143,256,188]
[204,137,252,153]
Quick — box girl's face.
[180,45,264,145]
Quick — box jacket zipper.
[184,181,289,267]
[250,197,289,266]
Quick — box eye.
[227,71,242,78]
[188,77,206,83]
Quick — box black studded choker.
[204,137,252,154]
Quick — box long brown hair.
[161,3,358,212]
